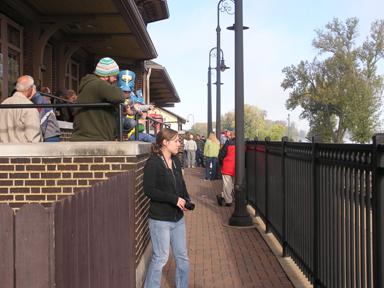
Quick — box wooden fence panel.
[91,183,104,288]
[54,199,64,288]
[15,204,52,288]
[0,204,14,288]
[77,191,90,288]
[53,171,136,288]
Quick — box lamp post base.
[228,184,253,227]
[228,214,253,227]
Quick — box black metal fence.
[245,135,384,288]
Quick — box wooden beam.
[63,33,133,42]
[39,13,120,22]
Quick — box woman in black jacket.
[143,128,191,288]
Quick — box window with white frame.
[65,60,79,92]
[0,14,23,100]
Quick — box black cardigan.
[143,154,190,222]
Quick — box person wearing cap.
[119,77,138,133]
[71,57,125,141]
[118,70,155,143]
[217,131,236,206]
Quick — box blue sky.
[147,0,384,131]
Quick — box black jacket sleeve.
[143,157,179,205]
[174,157,190,201]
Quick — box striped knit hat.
[94,57,119,77]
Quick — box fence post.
[373,133,384,288]
[265,137,270,233]
[312,136,321,287]
[281,136,288,257]
[0,204,14,288]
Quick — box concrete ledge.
[0,141,152,157]
[247,205,313,288]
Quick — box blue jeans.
[144,217,189,288]
[44,136,60,142]
[205,157,218,180]
[129,132,155,143]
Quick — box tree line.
[189,104,306,141]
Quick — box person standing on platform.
[203,132,220,180]
[217,131,236,206]
[143,128,191,288]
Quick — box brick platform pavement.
[160,168,293,288]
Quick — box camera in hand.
[184,200,195,211]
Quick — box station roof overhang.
[135,0,169,24]
[0,0,160,60]
[146,61,180,108]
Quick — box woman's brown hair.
[151,128,179,155]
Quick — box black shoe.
[216,195,224,206]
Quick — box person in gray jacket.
[31,87,61,142]
[185,134,197,168]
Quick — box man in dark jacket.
[71,57,124,141]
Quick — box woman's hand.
[176,197,187,211]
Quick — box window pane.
[8,48,20,96]
[8,24,20,48]
[71,63,78,77]
[65,76,69,88]
[71,79,78,92]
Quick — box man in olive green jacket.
[71,57,124,141]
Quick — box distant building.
[151,107,186,131]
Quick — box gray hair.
[15,75,34,92]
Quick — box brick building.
[0,0,179,108]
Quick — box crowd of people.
[182,129,236,207]
[0,57,156,144]
[0,57,240,288]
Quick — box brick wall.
[0,142,151,210]
[0,155,146,209]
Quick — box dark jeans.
[205,157,218,180]
[196,149,204,167]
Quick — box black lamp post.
[216,0,234,140]
[228,0,253,227]
[208,47,229,137]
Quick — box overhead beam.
[39,13,121,22]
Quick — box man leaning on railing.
[0,75,42,143]
[70,57,125,142]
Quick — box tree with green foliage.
[282,18,384,143]
[220,104,300,141]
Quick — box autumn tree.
[282,18,384,143]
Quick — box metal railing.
[245,135,384,288]
[0,92,169,141]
